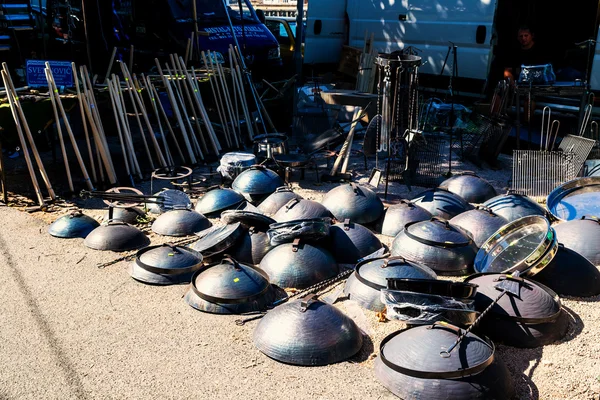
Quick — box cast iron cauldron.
[450,206,508,248]
[411,188,473,219]
[328,220,383,264]
[465,273,569,348]
[184,256,277,314]
[439,172,497,204]
[321,183,384,225]
[273,198,331,223]
[195,188,245,217]
[253,294,363,366]
[84,220,150,252]
[483,191,547,223]
[381,200,432,237]
[553,216,600,265]
[48,211,99,239]
[257,186,303,215]
[232,165,285,203]
[128,244,203,285]
[343,256,437,312]
[151,208,212,237]
[391,218,477,275]
[375,323,514,400]
[260,240,338,289]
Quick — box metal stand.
[440,42,459,177]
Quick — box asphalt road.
[0,206,395,400]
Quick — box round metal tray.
[474,215,557,276]
[547,177,600,221]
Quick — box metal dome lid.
[48,211,99,239]
[273,198,331,223]
[84,220,150,251]
[321,183,384,225]
[352,256,437,290]
[411,188,473,219]
[185,255,276,314]
[129,244,203,285]
[547,176,600,221]
[253,294,363,366]
[257,186,303,215]
[439,172,497,204]
[329,219,383,264]
[450,206,509,248]
[381,200,432,237]
[195,188,245,216]
[404,218,473,247]
[104,207,146,224]
[259,240,339,289]
[483,191,547,223]
[151,208,212,237]
[189,223,245,260]
[379,323,494,379]
[221,208,276,229]
[465,273,562,322]
[232,165,285,196]
[474,215,557,276]
[226,228,272,266]
[553,216,600,265]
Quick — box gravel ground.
[1,147,600,400]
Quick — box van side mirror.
[256,9,266,24]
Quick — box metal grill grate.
[558,135,596,174]
[512,150,577,201]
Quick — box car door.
[304,0,348,64]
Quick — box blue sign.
[26,60,73,88]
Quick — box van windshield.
[171,0,259,24]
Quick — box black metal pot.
[391,218,477,275]
[483,191,547,223]
[184,256,277,314]
[257,186,303,216]
[232,165,285,203]
[439,172,497,204]
[375,324,514,400]
[344,256,437,312]
[533,245,600,297]
[411,188,473,219]
[84,220,150,252]
[128,244,203,285]
[260,240,338,289]
[328,220,383,264]
[553,216,600,265]
[449,206,508,248]
[253,294,363,366]
[465,273,569,348]
[48,211,99,239]
[381,200,432,237]
[195,188,245,217]
[321,183,384,225]
[151,208,212,237]
[273,198,331,223]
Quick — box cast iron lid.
[381,200,433,237]
[257,186,303,215]
[48,211,100,239]
[439,172,497,204]
[195,188,245,216]
[483,191,547,222]
[267,217,331,245]
[411,188,473,219]
[449,206,509,248]
[221,208,276,229]
[386,278,478,300]
[84,220,150,251]
[547,176,600,221]
[151,208,212,236]
[232,165,285,195]
[465,273,562,323]
[404,218,473,248]
[379,322,495,379]
[189,222,244,258]
[553,215,600,265]
[273,198,331,223]
[321,183,384,225]
[189,255,271,305]
[253,294,363,366]
[474,215,557,276]
[352,256,437,291]
[132,244,203,276]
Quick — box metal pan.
[547,176,600,221]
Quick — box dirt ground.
[1,147,600,400]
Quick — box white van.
[304,0,600,93]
